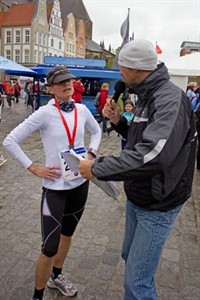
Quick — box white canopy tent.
[0,56,36,76]
[164,52,200,91]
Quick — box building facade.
[180,41,200,56]
[0,0,48,64]
[47,0,64,57]
[0,0,113,66]
[63,13,76,57]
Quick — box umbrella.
[0,56,37,77]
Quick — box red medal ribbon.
[55,99,78,148]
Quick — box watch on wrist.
[87,148,97,158]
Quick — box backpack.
[94,92,100,107]
[191,93,200,111]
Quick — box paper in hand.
[61,149,120,200]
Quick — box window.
[39,33,42,45]
[6,31,11,43]
[15,30,20,43]
[43,34,46,47]
[25,30,30,43]
[59,41,62,50]
[69,32,73,39]
[6,49,11,60]
[39,51,42,63]
[51,39,54,47]
[15,49,20,62]
[34,50,37,63]
[34,31,38,44]
[40,32,43,46]
[24,49,30,63]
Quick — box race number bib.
[59,147,87,182]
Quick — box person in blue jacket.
[192,87,200,171]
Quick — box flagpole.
[112,8,130,69]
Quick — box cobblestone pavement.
[0,100,199,300]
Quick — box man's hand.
[102,99,121,124]
[28,163,61,181]
[78,160,95,179]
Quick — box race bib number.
[60,147,87,182]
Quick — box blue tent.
[31,65,121,80]
[31,64,122,114]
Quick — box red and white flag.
[156,43,162,54]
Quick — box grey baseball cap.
[47,66,76,86]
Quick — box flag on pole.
[156,42,162,54]
[120,8,130,47]
[112,8,130,69]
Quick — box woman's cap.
[47,66,76,86]
[118,39,158,71]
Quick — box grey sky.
[84,0,200,61]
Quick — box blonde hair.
[187,82,197,89]
[101,83,109,90]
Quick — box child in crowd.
[119,100,134,149]
[96,83,109,133]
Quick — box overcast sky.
[84,0,200,61]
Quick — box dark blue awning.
[31,65,121,80]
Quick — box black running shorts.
[40,181,89,257]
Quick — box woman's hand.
[28,163,62,181]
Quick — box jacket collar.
[128,63,170,101]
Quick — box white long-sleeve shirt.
[3,98,101,190]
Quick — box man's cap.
[118,39,158,71]
[47,66,76,86]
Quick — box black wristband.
[87,148,97,158]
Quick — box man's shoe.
[47,274,77,297]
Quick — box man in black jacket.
[78,39,196,300]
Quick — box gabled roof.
[3,0,92,22]
[1,3,35,26]
[0,11,8,24]
[86,38,102,53]
[62,18,68,34]
[60,0,91,21]
[3,0,31,5]
[181,41,200,49]
[47,3,53,23]
[0,11,8,36]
